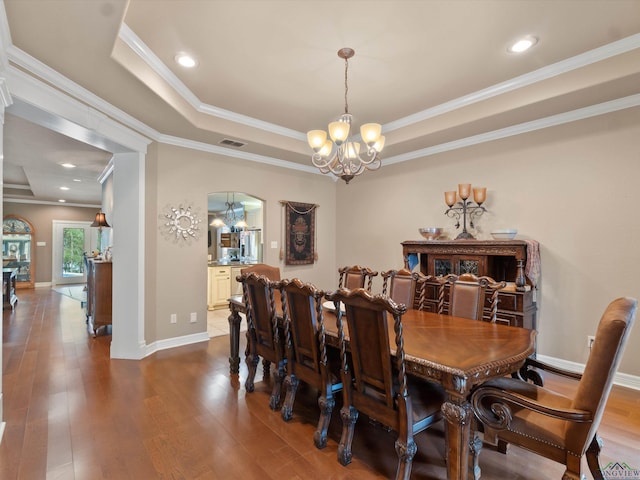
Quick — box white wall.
[333,107,640,377]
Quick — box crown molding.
[119,23,305,142]
[383,94,640,166]
[159,133,320,175]
[385,33,640,132]
[3,197,101,208]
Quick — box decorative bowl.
[491,229,517,240]
[419,227,443,240]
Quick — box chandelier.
[307,48,385,184]
[210,192,248,228]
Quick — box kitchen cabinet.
[208,266,231,310]
[230,266,243,296]
[402,239,538,330]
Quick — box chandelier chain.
[344,57,349,114]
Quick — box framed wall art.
[281,201,318,265]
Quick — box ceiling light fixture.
[210,192,247,228]
[307,48,384,184]
[60,186,70,190]
[508,36,538,53]
[175,53,197,68]
[58,199,66,203]
[61,163,76,168]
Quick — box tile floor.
[207,307,246,338]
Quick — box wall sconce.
[444,184,486,239]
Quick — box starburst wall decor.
[160,204,202,244]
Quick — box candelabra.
[444,184,487,240]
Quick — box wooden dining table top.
[321,307,537,395]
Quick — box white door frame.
[51,220,97,285]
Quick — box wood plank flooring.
[1,287,639,479]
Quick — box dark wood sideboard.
[402,240,537,330]
[85,258,112,336]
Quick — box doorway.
[52,220,98,285]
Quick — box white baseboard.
[537,354,640,391]
[35,282,52,288]
[143,331,210,358]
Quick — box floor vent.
[219,138,247,148]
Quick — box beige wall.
[144,143,337,344]
[2,202,98,284]
[333,106,640,377]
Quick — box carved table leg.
[442,399,475,480]
[228,303,242,374]
[469,417,483,480]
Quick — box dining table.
[226,295,537,480]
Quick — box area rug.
[52,284,86,303]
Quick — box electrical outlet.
[587,335,595,349]
[170,313,177,324]
[190,312,197,323]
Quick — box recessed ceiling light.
[58,199,66,203]
[175,53,198,68]
[60,186,70,191]
[508,36,538,53]
[61,163,76,168]
[73,178,82,182]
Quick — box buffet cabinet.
[402,240,537,330]
[85,258,112,336]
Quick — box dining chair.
[238,271,285,410]
[276,278,343,449]
[338,265,378,291]
[326,287,445,480]
[241,263,282,303]
[381,268,431,310]
[240,263,281,281]
[471,297,637,480]
[443,273,506,321]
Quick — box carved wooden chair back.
[326,287,444,479]
[238,272,285,410]
[240,263,281,281]
[471,297,637,480]
[276,277,342,449]
[445,273,506,321]
[381,268,431,310]
[241,263,282,304]
[338,265,378,292]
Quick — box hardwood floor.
[1,287,639,479]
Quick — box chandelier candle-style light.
[444,184,487,239]
[307,48,384,184]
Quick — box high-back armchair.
[326,287,445,480]
[240,263,281,281]
[238,272,285,410]
[471,297,637,480]
[443,273,506,321]
[276,278,342,449]
[338,265,378,291]
[381,268,431,310]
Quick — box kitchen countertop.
[208,260,259,267]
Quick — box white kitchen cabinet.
[230,266,243,296]
[208,266,231,310]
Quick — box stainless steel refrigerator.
[239,229,262,262]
